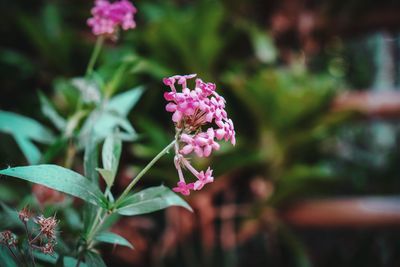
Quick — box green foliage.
[97,134,122,188]
[0,246,17,267]
[0,165,107,207]
[138,0,226,76]
[95,232,133,249]
[0,110,55,164]
[116,185,192,216]
[64,256,88,267]
[39,91,67,131]
[84,251,107,267]
[79,87,144,145]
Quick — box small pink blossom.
[173,181,194,196]
[87,0,137,38]
[193,168,214,190]
[180,128,220,157]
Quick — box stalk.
[114,140,176,207]
[86,36,105,76]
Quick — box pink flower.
[180,128,220,157]
[164,74,236,195]
[173,181,194,196]
[193,168,214,190]
[87,0,137,38]
[215,119,236,145]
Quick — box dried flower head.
[0,231,17,247]
[35,215,58,240]
[87,0,137,39]
[41,241,56,255]
[18,206,33,223]
[164,74,236,195]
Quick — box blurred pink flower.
[88,0,137,38]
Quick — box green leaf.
[0,110,55,164]
[0,202,24,228]
[95,232,133,249]
[71,78,101,104]
[106,86,144,117]
[80,110,136,145]
[78,87,143,146]
[64,256,88,267]
[0,246,17,267]
[0,111,54,143]
[96,168,114,188]
[98,134,121,187]
[65,110,88,137]
[34,251,58,264]
[63,207,83,231]
[84,136,99,184]
[117,185,192,216]
[0,165,106,207]
[84,251,107,267]
[39,91,66,131]
[102,134,122,173]
[14,134,41,164]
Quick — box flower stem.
[114,140,176,207]
[6,246,23,267]
[86,36,105,77]
[23,222,35,267]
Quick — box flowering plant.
[0,0,234,266]
[163,74,235,195]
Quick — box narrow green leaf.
[84,136,99,184]
[98,134,121,187]
[0,202,24,228]
[0,246,17,267]
[104,64,128,97]
[0,110,55,164]
[0,110,54,144]
[39,91,66,131]
[102,134,121,173]
[33,251,58,264]
[84,251,107,267]
[64,256,88,267]
[80,110,136,145]
[65,110,88,137]
[95,232,133,249]
[96,168,113,188]
[14,134,41,164]
[63,207,83,231]
[106,86,144,117]
[117,185,192,216]
[0,165,106,207]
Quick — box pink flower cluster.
[163,74,236,195]
[87,0,137,37]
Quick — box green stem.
[86,208,103,241]
[86,36,105,77]
[114,140,176,207]
[23,222,35,267]
[64,140,76,168]
[6,246,23,267]
[87,213,110,249]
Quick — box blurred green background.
[1,0,400,266]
